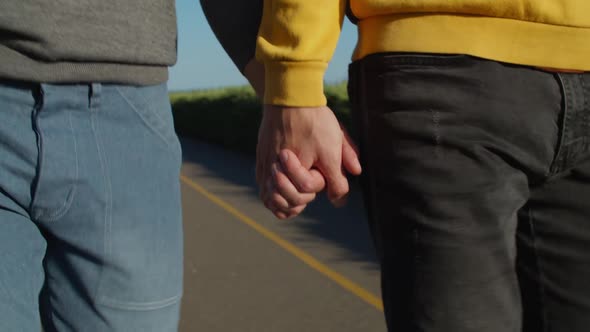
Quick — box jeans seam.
[528,207,549,332]
[98,293,182,311]
[90,87,114,304]
[581,76,588,137]
[362,53,471,72]
[38,111,79,222]
[30,86,79,222]
[30,89,45,216]
[550,74,571,175]
[113,86,176,147]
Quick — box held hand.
[256,105,361,219]
[274,125,361,211]
[262,151,326,219]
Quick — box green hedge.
[170,82,351,154]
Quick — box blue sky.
[168,0,358,91]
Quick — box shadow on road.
[180,137,380,272]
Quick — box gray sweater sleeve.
[200,0,262,73]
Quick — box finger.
[284,205,306,219]
[276,205,306,219]
[267,191,292,210]
[274,211,289,220]
[266,194,307,219]
[272,163,317,207]
[261,175,276,210]
[331,193,348,208]
[341,126,360,155]
[341,128,362,176]
[263,176,308,213]
[279,149,326,193]
[317,156,350,207]
[342,138,362,176]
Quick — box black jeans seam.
[581,76,588,137]
[550,73,571,176]
[527,206,550,332]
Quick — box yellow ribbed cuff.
[264,61,327,107]
[355,14,590,71]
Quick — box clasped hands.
[257,104,362,219]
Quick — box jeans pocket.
[94,161,184,311]
[114,84,179,148]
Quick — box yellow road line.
[180,174,384,312]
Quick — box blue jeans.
[0,82,183,331]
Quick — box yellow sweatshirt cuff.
[264,61,327,107]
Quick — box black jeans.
[348,53,590,332]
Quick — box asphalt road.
[178,138,386,332]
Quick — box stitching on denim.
[431,109,442,158]
[563,77,575,145]
[364,53,471,72]
[119,85,169,125]
[560,74,572,171]
[39,111,79,222]
[29,87,45,218]
[30,87,79,222]
[90,88,114,305]
[98,293,182,311]
[581,76,588,137]
[550,74,571,175]
[114,86,175,147]
[528,207,549,332]
[38,186,76,221]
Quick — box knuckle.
[299,179,314,193]
[271,193,287,208]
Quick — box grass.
[170,82,351,154]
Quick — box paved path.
[178,138,386,332]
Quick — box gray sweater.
[0,1,177,84]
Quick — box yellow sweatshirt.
[256,0,590,107]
